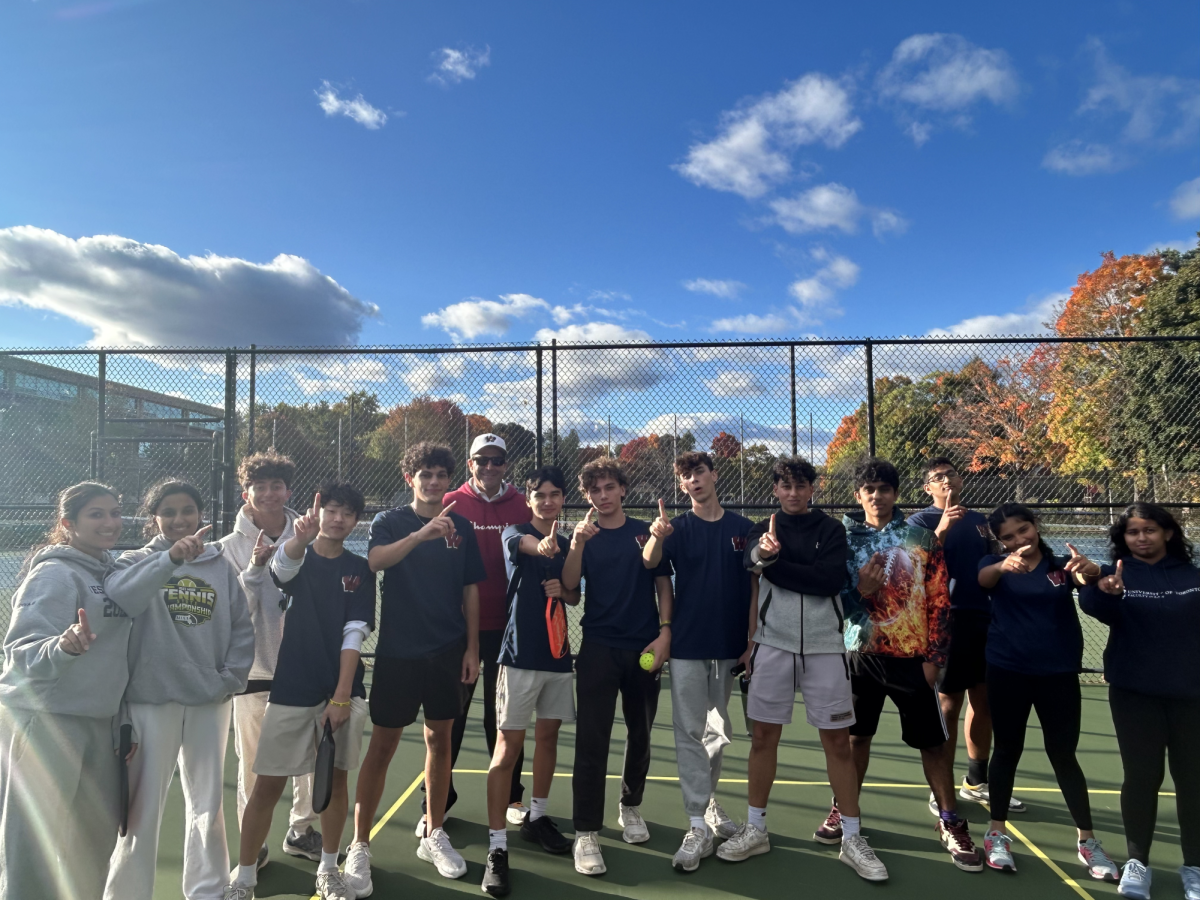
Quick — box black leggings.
[1109,686,1200,866]
[986,665,1092,829]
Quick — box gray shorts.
[496,666,576,730]
[746,645,855,729]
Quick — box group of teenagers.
[0,434,1196,900]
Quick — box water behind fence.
[4,335,1199,678]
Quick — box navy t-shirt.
[269,548,376,707]
[907,505,994,612]
[368,507,487,660]
[499,523,573,673]
[661,511,753,659]
[980,553,1083,675]
[580,517,671,651]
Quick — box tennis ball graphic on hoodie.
[163,575,217,627]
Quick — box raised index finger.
[1066,542,1080,556]
[194,523,213,539]
[658,498,666,519]
[440,500,457,517]
[769,514,776,536]
[312,492,322,514]
[78,608,91,635]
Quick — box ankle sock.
[237,864,258,887]
[748,805,767,832]
[939,808,960,825]
[530,797,548,821]
[689,815,706,831]
[489,829,508,851]
[319,850,339,873]
[841,815,861,838]
[967,757,989,786]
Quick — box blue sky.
[0,0,1197,351]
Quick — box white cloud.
[877,33,1018,143]
[0,226,377,346]
[927,292,1064,337]
[529,322,667,400]
[709,249,858,334]
[1144,238,1197,254]
[1170,177,1200,219]
[292,359,390,395]
[769,183,907,236]
[709,312,795,335]
[674,74,862,198]
[532,322,651,344]
[421,293,552,340]
[1079,40,1200,147]
[315,81,388,129]
[429,46,491,86]
[683,278,747,299]
[704,370,770,397]
[1042,140,1120,176]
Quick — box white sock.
[530,797,548,821]
[237,864,258,887]
[748,805,767,833]
[489,829,508,851]
[841,815,861,838]
[689,815,706,831]
[318,850,339,873]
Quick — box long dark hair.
[987,503,1061,571]
[44,481,120,546]
[140,480,205,539]
[1109,502,1194,563]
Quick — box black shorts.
[939,609,991,695]
[848,653,949,750]
[369,641,467,729]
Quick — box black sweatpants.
[986,664,1092,829]
[572,640,661,833]
[1109,686,1200,866]
[422,629,524,814]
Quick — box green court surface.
[151,677,1180,900]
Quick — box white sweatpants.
[103,700,232,900]
[233,691,315,831]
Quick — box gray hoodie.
[0,545,156,718]
[219,505,299,680]
[107,535,255,710]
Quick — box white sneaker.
[961,779,1026,813]
[315,870,355,900]
[415,815,427,838]
[222,885,254,900]
[343,841,373,897]
[574,831,607,875]
[417,827,467,879]
[704,798,739,839]
[672,827,714,872]
[840,834,889,882]
[715,823,770,861]
[618,804,649,844]
[1118,860,1152,899]
[507,803,528,826]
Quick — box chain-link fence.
[3,336,1199,676]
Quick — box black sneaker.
[520,813,572,854]
[482,848,510,896]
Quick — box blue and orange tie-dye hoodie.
[841,510,952,666]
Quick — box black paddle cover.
[118,723,133,837]
[312,719,336,814]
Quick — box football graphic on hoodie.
[163,575,217,627]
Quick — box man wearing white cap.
[418,432,534,830]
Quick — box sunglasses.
[472,456,507,467]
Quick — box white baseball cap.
[469,433,507,456]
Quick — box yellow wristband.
[328,698,351,708]
[659,620,671,628]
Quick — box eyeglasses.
[926,471,960,484]
[472,456,507,467]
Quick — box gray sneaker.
[222,885,254,900]
[1079,837,1119,881]
[704,798,739,839]
[715,823,770,861]
[315,870,354,900]
[573,831,606,876]
[1118,860,1152,899]
[283,825,324,861]
[672,827,714,872]
[618,805,649,844]
[343,841,373,897]
[840,834,889,882]
[1181,865,1200,900]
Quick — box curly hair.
[579,457,628,493]
[140,480,205,539]
[674,451,715,477]
[852,456,899,491]
[772,455,818,485]
[237,450,296,489]
[402,441,456,477]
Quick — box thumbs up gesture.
[650,499,674,540]
[168,523,213,565]
[537,520,561,558]
[59,608,96,656]
[758,514,781,561]
[1098,559,1126,596]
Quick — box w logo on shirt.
[731,536,746,552]
[445,533,463,550]
[634,534,650,549]
[342,575,362,593]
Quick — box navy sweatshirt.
[1079,555,1200,699]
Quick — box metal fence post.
[535,345,543,468]
[222,351,237,537]
[95,352,107,481]
[865,339,876,457]
[247,344,256,455]
[790,343,797,456]
[551,339,558,465]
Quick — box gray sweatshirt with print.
[107,535,255,709]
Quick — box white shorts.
[746,645,855,729]
[253,697,368,776]
[495,666,576,730]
